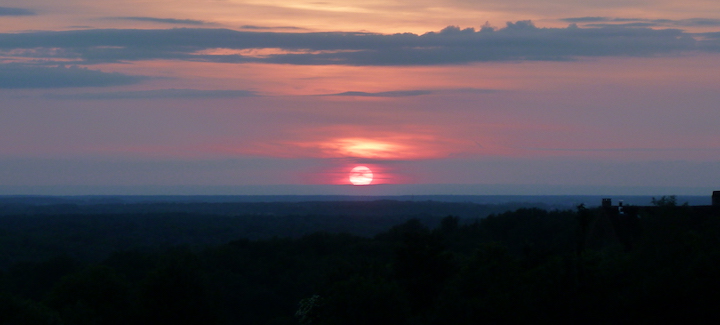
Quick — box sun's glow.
[349,166,373,185]
[338,139,398,158]
[315,138,412,159]
[285,133,473,160]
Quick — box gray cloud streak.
[519,147,720,153]
[324,88,499,97]
[0,6,35,16]
[44,88,258,99]
[328,90,433,97]
[0,64,144,88]
[240,25,306,30]
[562,17,720,28]
[114,17,210,25]
[586,23,657,28]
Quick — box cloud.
[44,88,258,99]
[673,18,720,27]
[444,88,501,94]
[519,146,720,152]
[0,64,144,88]
[700,31,720,40]
[561,17,611,23]
[324,88,499,97]
[586,23,658,28]
[562,17,720,28]
[240,25,306,30]
[327,90,432,97]
[0,7,35,16]
[0,21,714,66]
[113,17,210,25]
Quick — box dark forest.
[2,196,720,324]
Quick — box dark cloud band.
[0,21,717,66]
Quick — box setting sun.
[349,166,373,185]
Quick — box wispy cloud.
[44,88,258,99]
[585,23,657,28]
[0,7,35,16]
[240,25,306,30]
[562,17,720,28]
[113,17,210,25]
[324,88,499,97]
[520,146,720,152]
[562,17,641,23]
[327,90,432,97]
[0,64,144,88]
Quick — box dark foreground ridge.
[1,193,720,324]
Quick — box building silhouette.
[579,191,719,253]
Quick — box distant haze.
[0,184,716,198]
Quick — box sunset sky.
[2,0,720,195]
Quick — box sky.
[1,0,720,195]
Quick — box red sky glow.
[2,0,720,195]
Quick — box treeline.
[0,199,562,268]
[2,201,720,324]
[0,212,445,269]
[0,199,558,218]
